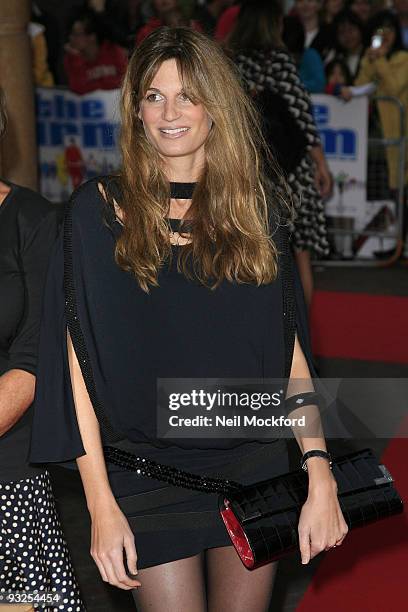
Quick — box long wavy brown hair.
[110,26,290,293]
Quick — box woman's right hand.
[339,87,352,102]
[90,499,141,590]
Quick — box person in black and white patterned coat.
[230,0,332,307]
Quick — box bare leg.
[131,552,207,612]
[294,249,313,311]
[206,545,278,612]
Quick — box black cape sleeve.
[29,217,86,463]
[274,217,350,438]
[30,178,127,464]
[271,215,317,378]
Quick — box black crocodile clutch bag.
[218,448,403,569]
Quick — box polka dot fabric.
[0,471,85,611]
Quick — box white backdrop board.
[311,95,396,257]
[36,87,121,202]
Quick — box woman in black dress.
[0,90,84,609]
[30,27,348,611]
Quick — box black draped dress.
[30,177,315,569]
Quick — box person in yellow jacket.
[28,22,54,87]
[354,10,408,191]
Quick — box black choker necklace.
[170,182,196,199]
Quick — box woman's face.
[69,21,95,53]
[87,0,105,10]
[138,59,212,169]
[325,0,344,19]
[350,0,371,23]
[295,0,321,21]
[337,22,362,52]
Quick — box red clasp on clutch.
[219,499,255,569]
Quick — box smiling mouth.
[159,127,190,137]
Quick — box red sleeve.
[97,44,128,90]
[64,53,94,95]
[111,45,128,87]
[214,6,240,42]
[136,24,149,46]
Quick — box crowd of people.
[32,0,408,95]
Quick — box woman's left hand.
[298,474,349,564]
[314,162,333,200]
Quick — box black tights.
[131,546,277,612]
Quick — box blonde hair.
[111,26,290,293]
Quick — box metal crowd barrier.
[315,96,406,267]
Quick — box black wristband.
[301,449,332,472]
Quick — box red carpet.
[311,291,408,363]
[296,435,408,612]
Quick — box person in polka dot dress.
[0,475,84,611]
[0,89,85,610]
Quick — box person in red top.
[214,2,241,41]
[64,10,128,94]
